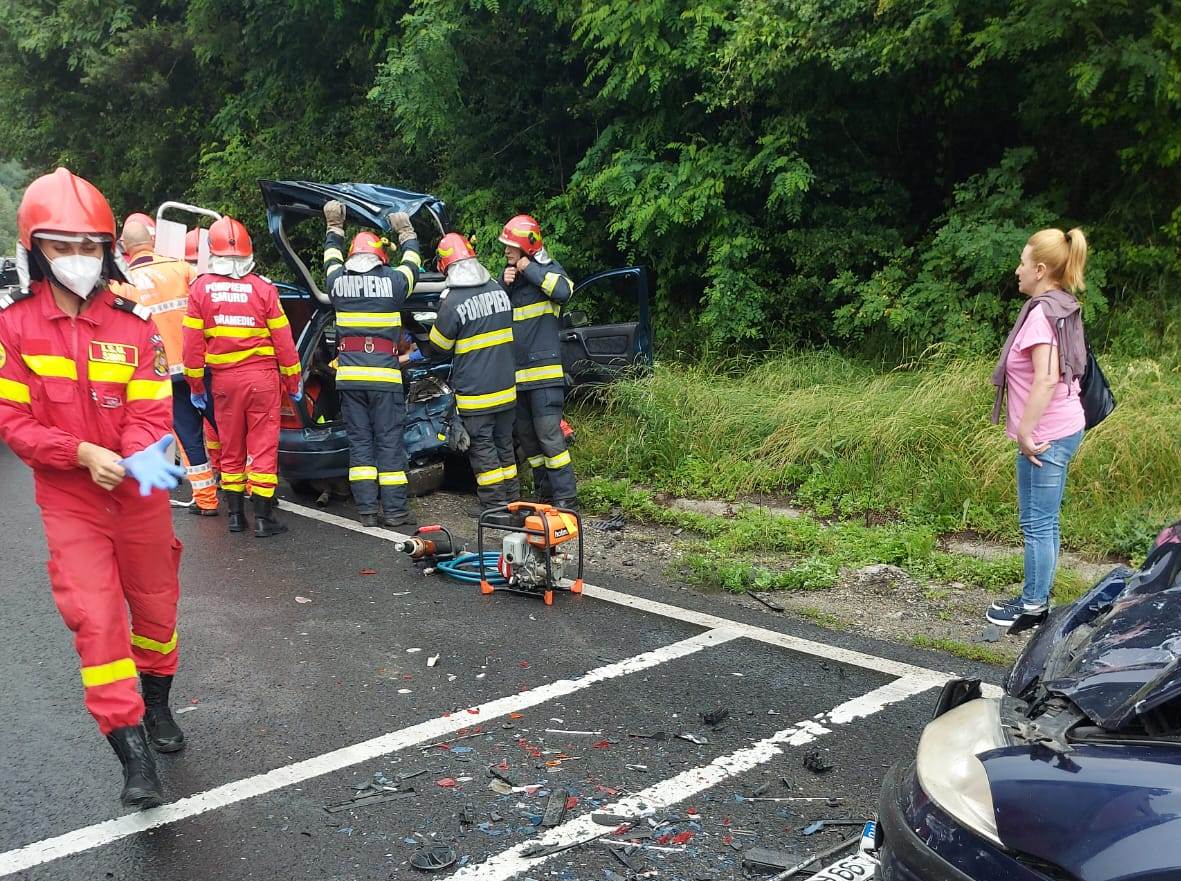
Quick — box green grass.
[794,607,844,629]
[571,350,1181,560]
[910,635,1012,667]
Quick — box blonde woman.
[987,228,1089,626]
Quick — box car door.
[561,266,653,388]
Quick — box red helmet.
[498,214,543,256]
[348,231,389,265]
[184,229,201,262]
[436,233,477,273]
[17,167,116,249]
[208,216,252,257]
[121,212,156,239]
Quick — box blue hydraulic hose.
[435,552,507,585]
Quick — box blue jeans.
[1016,429,1083,606]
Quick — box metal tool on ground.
[396,525,459,569]
[476,502,584,606]
[801,819,869,836]
[742,796,845,806]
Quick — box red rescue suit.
[181,273,299,499]
[0,281,182,735]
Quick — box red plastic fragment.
[436,778,457,788]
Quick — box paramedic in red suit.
[0,168,188,809]
[182,216,301,537]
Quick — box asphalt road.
[0,444,1002,881]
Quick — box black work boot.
[107,725,164,809]
[382,508,416,529]
[359,513,380,528]
[226,492,246,533]
[253,495,288,537]
[140,674,185,753]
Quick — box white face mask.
[208,255,255,278]
[50,255,105,299]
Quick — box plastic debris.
[436,777,458,788]
[743,847,809,872]
[359,568,378,576]
[427,654,440,667]
[295,596,312,604]
[541,787,568,827]
[803,749,834,774]
[409,845,457,872]
[676,732,709,745]
[802,819,869,836]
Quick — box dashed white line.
[0,629,736,878]
[447,674,945,880]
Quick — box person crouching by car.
[986,227,1089,627]
[425,234,519,514]
[321,200,420,528]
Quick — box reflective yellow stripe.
[221,472,246,491]
[337,366,403,384]
[0,377,31,404]
[131,630,178,655]
[251,484,276,497]
[540,272,568,296]
[324,247,344,265]
[279,362,301,376]
[206,440,221,449]
[182,315,204,329]
[545,449,572,469]
[515,364,565,385]
[266,314,289,330]
[513,301,561,322]
[80,657,137,688]
[403,250,422,268]
[126,379,172,402]
[502,463,518,480]
[87,361,136,384]
[454,327,513,355]
[429,325,454,352]
[204,325,271,339]
[337,312,402,328]
[476,467,508,487]
[184,366,205,378]
[527,455,545,468]
[248,471,277,485]
[349,466,378,481]
[455,386,516,412]
[379,471,408,486]
[396,264,416,290]
[22,354,77,379]
[206,346,275,365]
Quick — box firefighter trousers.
[516,386,576,505]
[212,366,281,499]
[463,408,519,509]
[38,477,182,735]
[340,389,409,516]
[172,373,219,510]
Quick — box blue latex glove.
[290,377,304,404]
[120,436,186,497]
[190,391,208,410]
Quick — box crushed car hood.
[1007,544,1181,731]
[259,180,449,305]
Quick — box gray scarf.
[991,289,1086,424]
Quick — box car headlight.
[915,697,1005,846]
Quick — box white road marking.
[280,500,948,681]
[0,629,735,878]
[448,674,945,880]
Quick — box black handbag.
[1080,345,1116,429]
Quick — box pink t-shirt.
[1004,304,1085,442]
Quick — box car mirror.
[563,309,590,329]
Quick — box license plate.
[802,852,878,881]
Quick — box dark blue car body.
[878,542,1181,881]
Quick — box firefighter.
[321,200,420,527]
[183,229,224,476]
[122,217,219,514]
[499,215,577,508]
[425,234,519,511]
[115,211,155,262]
[0,168,187,808]
[182,216,301,536]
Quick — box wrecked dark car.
[876,541,1181,881]
[260,179,653,495]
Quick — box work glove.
[323,200,346,232]
[387,211,416,246]
[120,436,186,497]
[287,375,304,401]
[190,391,209,411]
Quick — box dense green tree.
[0,0,1175,355]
